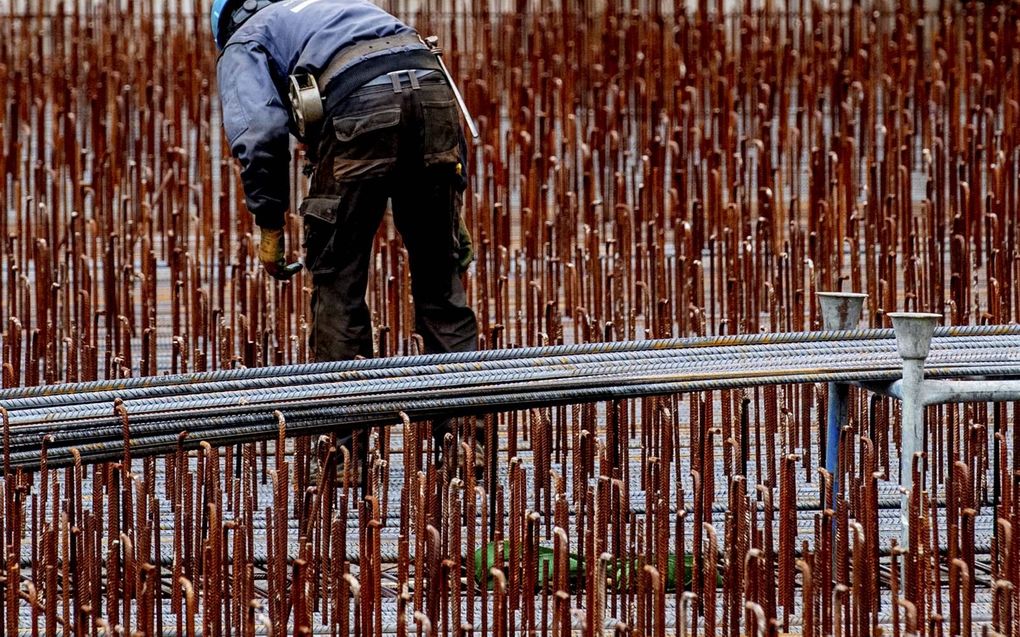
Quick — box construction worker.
[212,0,479,471]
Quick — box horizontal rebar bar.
[3,332,1019,471]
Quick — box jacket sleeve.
[217,42,291,229]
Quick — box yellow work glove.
[258,226,303,281]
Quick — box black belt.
[320,43,442,115]
[362,69,438,87]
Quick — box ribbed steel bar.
[2,324,1017,405]
[3,352,911,442]
[3,337,899,412]
[0,336,986,413]
[5,340,1020,435]
[3,333,1018,428]
[5,359,1020,472]
[2,331,1017,420]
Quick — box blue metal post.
[817,292,868,504]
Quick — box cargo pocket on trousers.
[421,98,463,166]
[300,196,341,276]
[332,106,401,181]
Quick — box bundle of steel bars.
[3,325,1020,473]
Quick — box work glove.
[258,226,303,281]
[456,215,474,272]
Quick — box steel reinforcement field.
[3,0,1020,635]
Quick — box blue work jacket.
[217,0,420,228]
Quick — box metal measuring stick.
[424,35,480,139]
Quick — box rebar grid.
[3,0,1020,635]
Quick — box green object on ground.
[473,541,582,589]
[472,541,713,591]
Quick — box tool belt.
[288,33,442,142]
[320,33,441,111]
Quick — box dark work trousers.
[301,69,478,458]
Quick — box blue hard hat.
[211,0,272,50]
[209,0,232,49]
